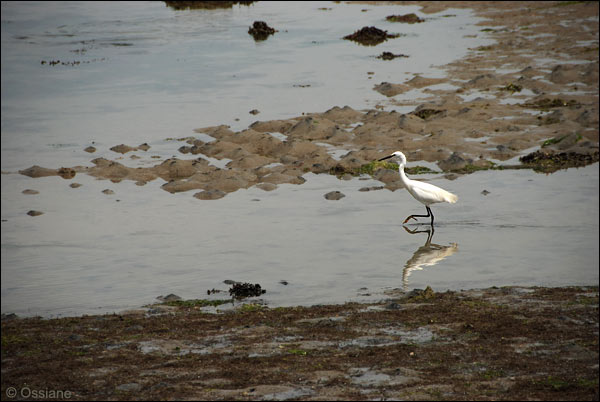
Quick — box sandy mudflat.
[16,1,598,198]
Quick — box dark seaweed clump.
[229,282,266,298]
[248,21,277,41]
[520,150,599,173]
[343,26,399,46]
[377,51,409,60]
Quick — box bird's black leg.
[403,206,433,225]
[428,206,434,225]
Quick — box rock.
[157,294,182,303]
[374,168,400,184]
[249,109,260,115]
[437,152,471,171]
[110,144,135,154]
[22,189,39,195]
[359,186,384,192]
[386,13,424,23]
[194,189,226,200]
[70,183,82,188]
[324,191,345,200]
[19,165,60,178]
[27,210,43,216]
[374,82,409,97]
[84,146,96,153]
[256,182,277,191]
[102,189,115,195]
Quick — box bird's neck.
[398,163,411,186]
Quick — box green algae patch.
[499,83,522,93]
[163,299,232,308]
[520,98,580,111]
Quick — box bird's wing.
[410,180,458,204]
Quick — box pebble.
[324,191,345,200]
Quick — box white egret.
[378,151,457,225]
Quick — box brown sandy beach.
[2,1,599,400]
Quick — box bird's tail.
[444,191,458,204]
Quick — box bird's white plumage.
[379,151,457,224]
[406,180,458,206]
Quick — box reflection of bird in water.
[402,226,458,290]
[378,151,457,225]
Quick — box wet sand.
[2,2,599,400]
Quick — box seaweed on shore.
[343,26,399,46]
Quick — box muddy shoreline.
[2,286,598,400]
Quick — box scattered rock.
[22,189,39,195]
[138,143,151,151]
[194,189,226,200]
[438,152,471,171]
[359,186,384,192]
[481,189,490,195]
[249,109,260,115]
[374,82,409,97]
[19,166,53,178]
[84,146,96,153]
[110,144,135,154]
[256,182,277,191]
[27,210,44,216]
[324,191,345,200]
[157,294,182,303]
[110,143,150,154]
[386,13,424,23]
[102,189,115,195]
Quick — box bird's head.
[378,151,407,165]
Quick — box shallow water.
[2,2,598,317]
[2,164,598,317]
